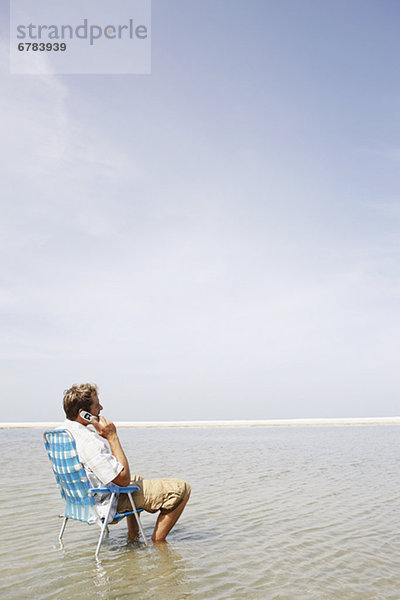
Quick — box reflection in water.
[92,560,110,599]
[144,544,191,597]
[90,542,192,600]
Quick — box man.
[61,383,191,544]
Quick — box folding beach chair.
[44,429,147,558]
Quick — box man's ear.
[76,411,89,426]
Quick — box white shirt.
[61,419,123,521]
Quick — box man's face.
[89,392,103,418]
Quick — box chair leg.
[95,493,115,559]
[127,492,148,546]
[59,517,68,541]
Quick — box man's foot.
[152,538,168,545]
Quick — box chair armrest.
[89,485,140,495]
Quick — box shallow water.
[1,426,399,599]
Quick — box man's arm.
[90,416,131,486]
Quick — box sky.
[1,0,400,421]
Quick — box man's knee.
[183,481,191,499]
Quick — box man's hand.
[90,415,117,440]
[90,415,131,485]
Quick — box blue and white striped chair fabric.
[44,429,147,557]
[44,429,99,523]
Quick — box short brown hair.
[63,383,98,420]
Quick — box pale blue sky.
[1,1,399,421]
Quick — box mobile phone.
[79,410,98,422]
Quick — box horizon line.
[1,416,400,429]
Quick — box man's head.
[63,383,101,421]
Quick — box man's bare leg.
[126,514,139,540]
[152,489,191,543]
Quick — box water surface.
[1,426,399,599]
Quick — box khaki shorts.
[116,475,191,515]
